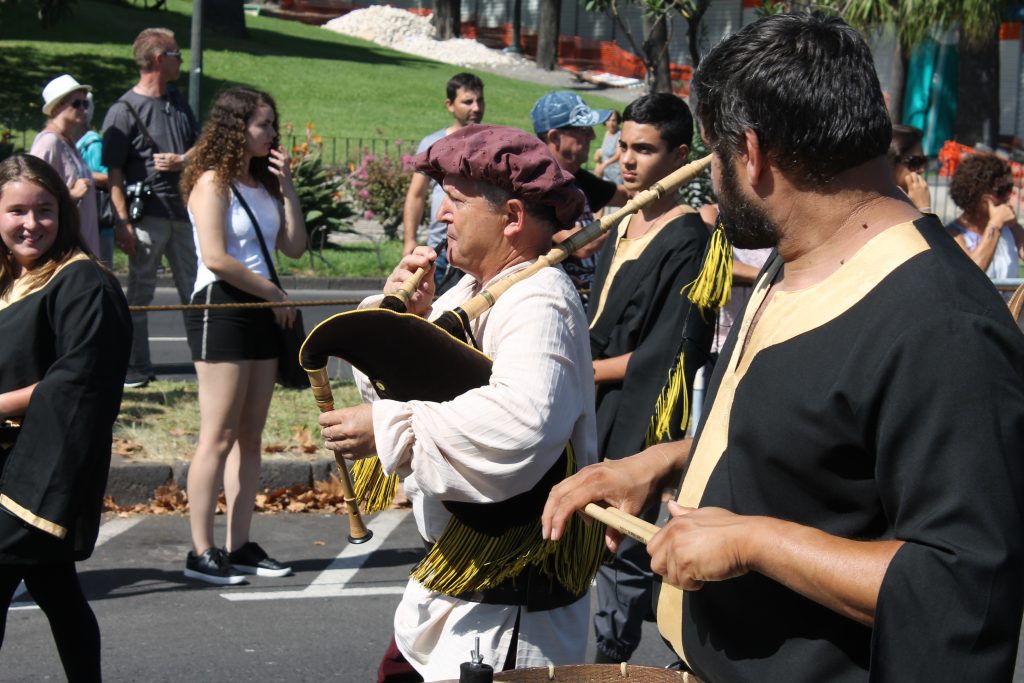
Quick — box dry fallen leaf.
[292,425,318,453]
[102,476,409,514]
[111,437,143,457]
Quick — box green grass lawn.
[1,0,623,142]
[116,379,362,462]
[277,238,404,277]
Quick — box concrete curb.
[105,458,340,506]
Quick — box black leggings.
[0,562,101,682]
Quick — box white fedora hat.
[41,74,92,117]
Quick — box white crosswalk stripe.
[219,510,408,602]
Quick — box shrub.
[346,142,414,240]
[285,122,354,250]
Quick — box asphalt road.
[146,285,380,381]
[3,510,678,682]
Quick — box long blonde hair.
[0,154,88,297]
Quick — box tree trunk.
[642,11,672,93]
[955,27,1000,149]
[536,0,561,71]
[433,0,461,40]
[203,0,246,39]
[685,0,710,67]
[887,40,908,124]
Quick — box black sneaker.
[184,548,246,585]
[227,542,292,577]
[123,372,150,389]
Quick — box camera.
[125,181,152,222]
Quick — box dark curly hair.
[949,154,1011,211]
[181,87,282,201]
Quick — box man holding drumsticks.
[543,12,1024,683]
[320,125,598,682]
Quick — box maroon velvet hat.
[413,124,585,228]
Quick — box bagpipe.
[298,154,723,596]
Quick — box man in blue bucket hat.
[531,92,626,303]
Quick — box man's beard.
[716,155,780,250]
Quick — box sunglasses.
[162,50,182,59]
[67,98,88,110]
[900,155,927,172]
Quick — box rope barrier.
[128,298,364,312]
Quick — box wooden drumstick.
[583,503,661,545]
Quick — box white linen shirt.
[353,261,598,680]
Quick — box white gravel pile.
[323,6,528,68]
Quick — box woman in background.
[29,74,101,256]
[594,109,623,187]
[180,87,305,585]
[946,153,1024,283]
[0,153,131,682]
[77,93,114,268]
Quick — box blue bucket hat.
[530,91,612,135]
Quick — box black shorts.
[185,281,281,361]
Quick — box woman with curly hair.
[946,153,1024,282]
[0,153,130,681]
[180,87,305,585]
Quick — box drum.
[436,663,702,682]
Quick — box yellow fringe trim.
[684,222,733,310]
[410,445,607,597]
[351,457,400,513]
[645,352,689,447]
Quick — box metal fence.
[280,134,419,166]
[1,129,417,168]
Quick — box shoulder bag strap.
[230,184,281,288]
[119,99,161,154]
[117,98,181,217]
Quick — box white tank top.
[947,218,1020,280]
[191,182,282,296]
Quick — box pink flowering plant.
[345,142,415,240]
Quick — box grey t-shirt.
[415,127,448,247]
[101,86,198,220]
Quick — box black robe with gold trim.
[0,257,131,564]
[588,212,713,460]
[662,216,1024,682]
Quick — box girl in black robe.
[0,154,131,682]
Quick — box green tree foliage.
[0,0,75,26]
[763,0,1007,147]
[579,0,710,91]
